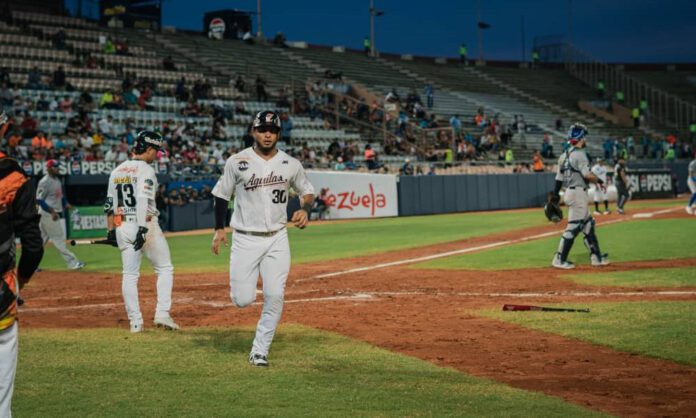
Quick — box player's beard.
[254,133,279,155]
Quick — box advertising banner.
[67,206,108,239]
[626,169,673,199]
[306,171,398,219]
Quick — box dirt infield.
[19,210,696,416]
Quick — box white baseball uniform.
[107,159,174,326]
[688,159,696,194]
[212,147,314,357]
[591,163,608,202]
[36,174,82,269]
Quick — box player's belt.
[568,186,587,191]
[234,228,283,237]
[121,215,154,222]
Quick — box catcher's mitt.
[544,192,563,223]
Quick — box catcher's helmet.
[252,110,281,133]
[133,130,164,154]
[567,122,588,145]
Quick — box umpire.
[551,123,609,269]
[0,110,44,416]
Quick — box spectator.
[99,90,115,109]
[505,148,514,163]
[632,107,640,127]
[104,144,118,162]
[163,56,176,71]
[449,114,462,137]
[167,189,184,206]
[242,30,254,44]
[27,66,44,90]
[98,115,115,140]
[175,77,188,101]
[0,67,11,87]
[53,28,66,49]
[423,84,434,109]
[385,88,400,104]
[31,131,52,150]
[255,75,268,102]
[52,66,66,90]
[364,143,378,170]
[280,112,293,144]
[596,79,605,98]
[334,156,346,171]
[21,112,38,138]
[363,36,371,55]
[401,158,414,175]
[103,37,116,54]
[459,43,468,64]
[541,134,554,158]
[555,118,563,131]
[531,49,540,68]
[273,31,287,47]
[235,75,246,93]
[35,94,49,111]
[532,150,545,172]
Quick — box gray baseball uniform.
[553,147,606,265]
[36,174,82,269]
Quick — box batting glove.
[133,227,148,251]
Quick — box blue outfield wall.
[398,173,556,216]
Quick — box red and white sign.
[306,171,398,219]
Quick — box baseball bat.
[502,304,590,313]
[70,239,114,246]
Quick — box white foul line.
[19,288,696,314]
[302,207,681,282]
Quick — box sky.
[66,0,696,63]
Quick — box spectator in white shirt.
[98,115,114,140]
[104,144,118,162]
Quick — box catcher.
[547,123,609,269]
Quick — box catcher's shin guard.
[582,218,602,258]
[556,219,582,262]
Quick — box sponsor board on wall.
[21,160,166,176]
[306,171,398,219]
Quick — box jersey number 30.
[272,189,287,204]
[116,183,136,207]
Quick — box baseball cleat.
[593,210,602,216]
[551,256,575,270]
[154,316,180,330]
[591,254,610,266]
[687,206,694,215]
[603,210,611,215]
[70,261,86,270]
[130,321,144,333]
[249,353,269,367]
[617,209,625,215]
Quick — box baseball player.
[551,123,610,269]
[686,156,696,214]
[0,134,45,414]
[211,110,315,367]
[614,156,631,215]
[591,158,611,215]
[37,159,85,270]
[105,131,179,333]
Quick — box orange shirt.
[32,136,53,149]
[533,154,545,172]
[364,149,375,161]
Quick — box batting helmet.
[252,111,281,133]
[133,131,164,155]
[567,122,588,145]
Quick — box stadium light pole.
[369,0,384,57]
[257,0,263,39]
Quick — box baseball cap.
[46,159,59,168]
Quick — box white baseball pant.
[0,322,18,418]
[116,218,174,324]
[39,212,80,269]
[688,178,696,194]
[229,229,290,357]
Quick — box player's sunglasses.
[256,126,280,134]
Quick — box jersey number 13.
[116,183,136,207]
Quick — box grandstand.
[1,5,693,181]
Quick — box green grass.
[15,325,603,417]
[37,210,552,273]
[417,219,696,270]
[563,267,696,287]
[480,302,696,366]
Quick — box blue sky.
[66,0,696,62]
